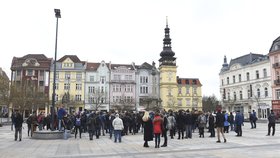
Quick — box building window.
[247,89,251,99]
[140,76,148,83]
[221,79,224,86]
[56,73,59,80]
[186,99,191,106]
[265,87,268,97]
[39,70,44,76]
[246,72,250,81]
[75,95,82,101]
[88,86,95,93]
[76,84,82,90]
[55,83,59,90]
[140,86,148,94]
[90,76,94,82]
[100,76,105,84]
[16,70,21,76]
[276,89,280,99]
[101,86,104,93]
[186,87,190,94]
[239,91,243,100]
[178,99,182,106]
[223,89,226,100]
[76,73,82,81]
[65,73,71,80]
[227,77,229,84]
[178,87,182,94]
[257,88,260,98]
[193,88,197,94]
[233,75,235,83]
[239,74,241,82]
[125,85,132,92]
[263,69,267,78]
[227,92,230,100]
[234,92,236,101]
[89,96,94,103]
[27,69,33,76]
[125,75,133,80]
[114,75,121,80]
[64,83,70,90]
[256,70,259,79]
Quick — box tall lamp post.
[51,9,61,131]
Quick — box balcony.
[273,62,280,69]
[274,79,280,85]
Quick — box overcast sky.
[1,0,280,99]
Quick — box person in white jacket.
[112,113,124,143]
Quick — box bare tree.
[202,95,219,113]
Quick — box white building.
[135,62,160,111]
[219,53,272,119]
[84,61,110,111]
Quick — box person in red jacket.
[153,111,163,148]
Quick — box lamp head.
[54,9,61,18]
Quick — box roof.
[57,55,82,63]
[228,53,268,67]
[269,36,280,53]
[11,54,52,70]
[110,64,136,70]
[177,77,202,86]
[136,62,153,69]
[86,62,110,71]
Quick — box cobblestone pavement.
[0,122,279,158]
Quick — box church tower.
[159,18,178,110]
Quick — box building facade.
[268,36,280,117]
[219,53,272,119]
[135,62,160,111]
[84,61,110,111]
[10,54,52,117]
[49,55,86,113]
[109,63,137,111]
[158,22,202,111]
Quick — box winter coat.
[224,113,230,126]
[143,118,153,141]
[112,117,124,130]
[14,113,23,128]
[153,115,163,134]
[268,112,276,124]
[235,113,244,125]
[215,112,225,128]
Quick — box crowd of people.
[10,105,277,148]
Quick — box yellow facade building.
[159,22,202,111]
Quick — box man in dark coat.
[215,109,226,143]
[235,110,244,136]
[14,111,23,141]
[267,110,276,136]
[176,110,185,139]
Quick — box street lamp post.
[51,9,61,131]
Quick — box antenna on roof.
[166,16,168,27]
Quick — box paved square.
[0,122,279,158]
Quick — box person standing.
[208,113,215,137]
[14,111,23,141]
[112,113,124,143]
[176,110,185,140]
[87,113,95,140]
[161,112,168,147]
[74,114,82,139]
[153,111,163,148]
[235,110,244,137]
[26,114,32,137]
[185,109,193,139]
[267,110,276,136]
[215,109,226,143]
[142,111,153,147]
[198,112,207,138]
[167,111,176,139]
[57,105,67,131]
[252,110,257,128]
[228,112,234,131]
[223,111,230,133]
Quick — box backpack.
[200,115,206,124]
[75,118,81,126]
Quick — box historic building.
[135,62,160,111]
[109,63,137,111]
[268,36,280,117]
[158,21,202,111]
[219,53,272,119]
[84,61,110,111]
[10,54,52,117]
[49,55,86,113]
[0,67,10,117]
